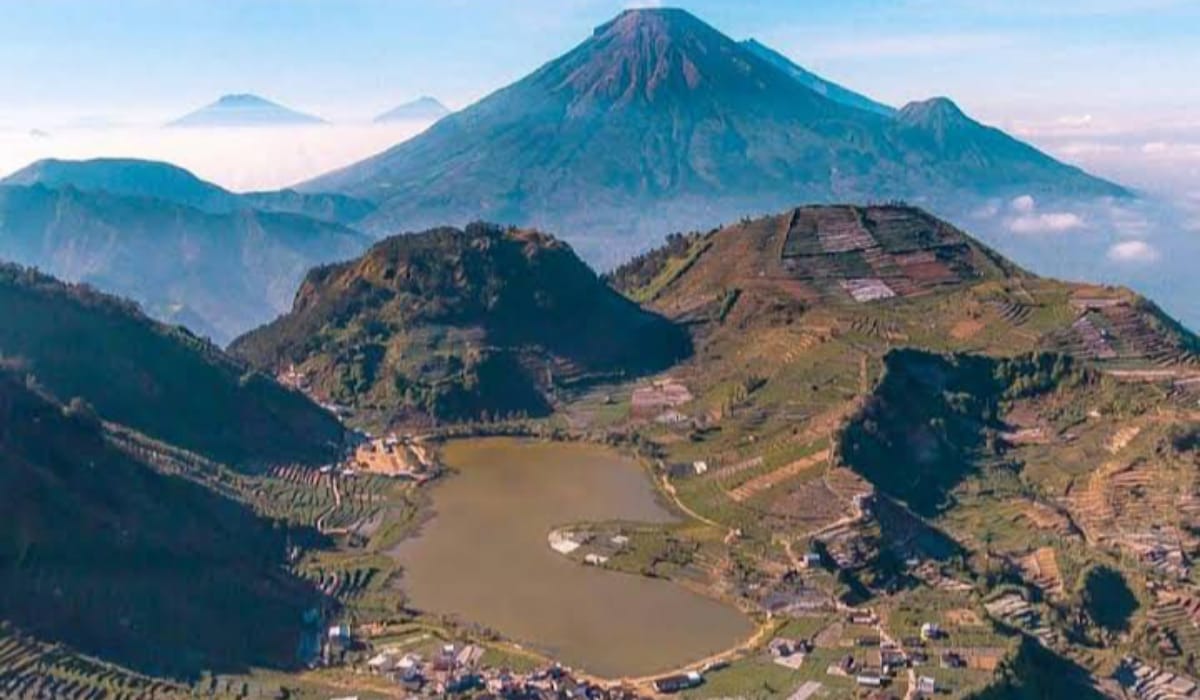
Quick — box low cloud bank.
[0,121,434,192]
[963,190,1200,332]
[1107,239,1160,263]
[1005,195,1085,234]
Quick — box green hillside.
[0,264,344,469]
[0,372,321,680]
[231,223,691,427]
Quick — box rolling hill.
[301,8,1126,266]
[2,157,242,213]
[0,263,344,468]
[597,204,1200,691]
[1,157,376,225]
[230,223,691,427]
[0,167,371,342]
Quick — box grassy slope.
[230,223,691,427]
[0,264,344,469]
[596,205,1200,693]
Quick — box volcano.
[302,8,1127,265]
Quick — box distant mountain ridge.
[300,7,1127,267]
[0,158,375,342]
[0,263,344,468]
[3,158,377,225]
[3,157,240,212]
[168,93,325,127]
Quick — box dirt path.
[315,475,346,535]
[659,472,724,530]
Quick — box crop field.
[0,625,183,700]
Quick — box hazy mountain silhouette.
[168,93,325,127]
[374,96,451,123]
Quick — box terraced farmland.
[0,626,183,700]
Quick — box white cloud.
[1107,240,1161,262]
[1005,194,1085,234]
[1140,141,1200,160]
[1054,141,1124,157]
[1010,194,1036,214]
[1056,114,1094,128]
[784,32,1017,61]
[0,122,434,191]
[1009,212,1086,234]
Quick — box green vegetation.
[682,659,803,700]
[0,372,319,681]
[967,637,1106,700]
[1078,565,1138,633]
[605,231,711,302]
[6,201,1200,697]
[0,263,343,468]
[230,223,691,426]
[840,350,1081,516]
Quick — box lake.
[389,437,754,678]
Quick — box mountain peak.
[229,223,690,426]
[302,8,1129,265]
[897,96,969,126]
[168,93,325,127]
[374,96,451,123]
[214,93,275,107]
[600,6,704,30]
[552,6,818,110]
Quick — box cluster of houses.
[363,641,647,699]
[364,642,488,695]
[631,378,694,424]
[349,433,439,479]
[768,636,812,670]
[547,528,630,567]
[1129,531,1193,580]
[824,611,950,696]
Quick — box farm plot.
[0,625,183,700]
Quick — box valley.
[7,203,1181,699]
[1,5,1198,699]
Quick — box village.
[309,597,973,700]
[276,344,1200,700]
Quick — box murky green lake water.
[389,437,753,678]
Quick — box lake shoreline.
[384,436,757,678]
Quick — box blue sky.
[1,0,1197,124]
[1,0,1197,198]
